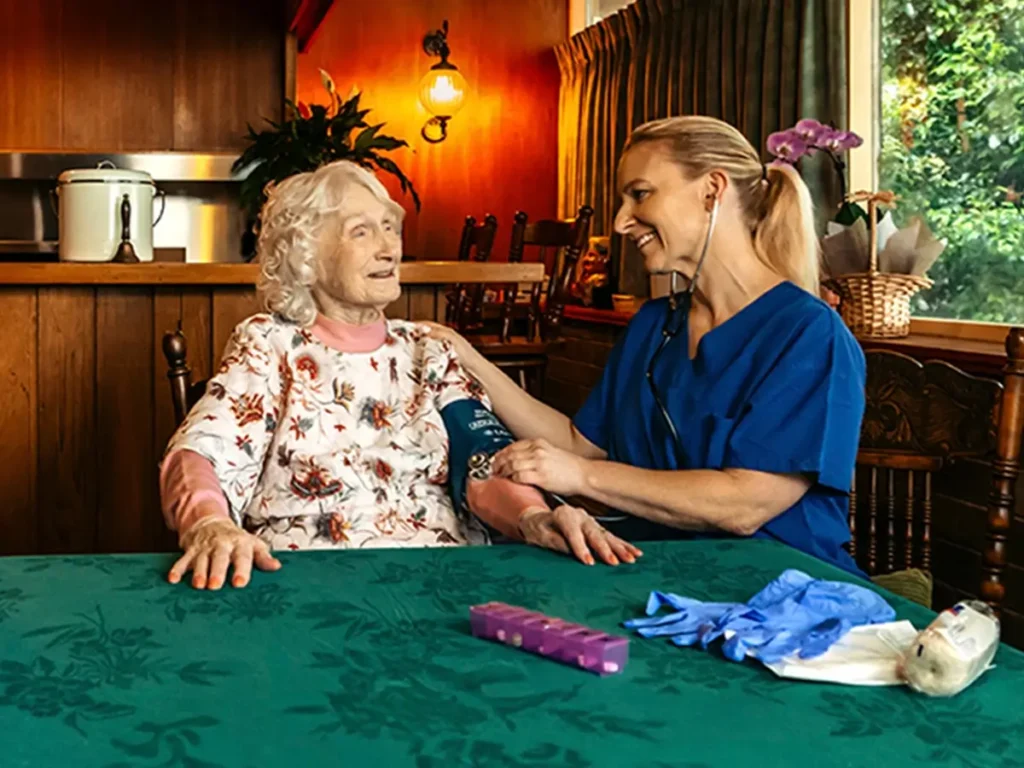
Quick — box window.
[877,0,1024,324]
[585,0,634,26]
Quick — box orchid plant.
[767,119,864,225]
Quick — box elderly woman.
[160,160,639,590]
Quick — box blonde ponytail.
[755,162,819,292]
[626,116,820,293]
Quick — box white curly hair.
[256,160,406,326]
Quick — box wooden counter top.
[0,261,545,286]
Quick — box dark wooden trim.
[860,334,1007,379]
[563,305,637,327]
[0,261,545,287]
[287,0,334,53]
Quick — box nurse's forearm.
[458,342,598,456]
[581,461,810,536]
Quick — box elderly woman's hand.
[168,516,282,589]
[492,439,591,497]
[518,505,642,566]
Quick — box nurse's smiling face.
[613,141,712,276]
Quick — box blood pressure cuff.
[441,398,516,513]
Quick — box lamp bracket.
[421,116,449,144]
[423,19,451,65]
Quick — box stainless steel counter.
[0,151,253,263]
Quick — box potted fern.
[233,69,420,257]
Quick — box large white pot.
[55,162,165,262]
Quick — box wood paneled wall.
[0,285,257,555]
[0,283,451,557]
[296,0,566,262]
[541,319,1024,646]
[0,0,284,151]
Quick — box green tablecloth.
[2,539,1023,767]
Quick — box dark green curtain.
[555,0,847,295]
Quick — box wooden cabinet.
[0,261,541,556]
[0,0,285,152]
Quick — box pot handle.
[153,188,167,226]
[97,159,117,169]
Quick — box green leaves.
[176,662,232,687]
[232,89,421,221]
[108,717,223,767]
[879,0,1024,322]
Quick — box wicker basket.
[823,192,933,339]
[825,271,933,338]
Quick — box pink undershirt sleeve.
[160,449,232,534]
[466,477,547,540]
[163,453,543,540]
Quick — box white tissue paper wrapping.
[759,621,919,686]
[821,213,945,278]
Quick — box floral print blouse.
[164,314,491,551]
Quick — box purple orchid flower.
[766,130,809,162]
[818,129,864,154]
[794,118,827,145]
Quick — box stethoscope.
[542,198,720,523]
[646,197,720,456]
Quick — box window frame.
[569,0,587,36]
[568,0,1016,342]
[573,0,629,32]
[846,0,1016,341]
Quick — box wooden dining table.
[3,538,1023,767]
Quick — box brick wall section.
[542,318,1024,646]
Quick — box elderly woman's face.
[317,184,403,310]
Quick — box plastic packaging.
[762,620,919,686]
[899,600,1000,697]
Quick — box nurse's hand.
[518,505,642,566]
[492,438,590,496]
[420,322,482,371]
[168,516,282,590]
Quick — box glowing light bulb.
[418,67,467,119]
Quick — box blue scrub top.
[573,281,866,575]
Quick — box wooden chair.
[445,214,499,332]
[163,327,207,427]
[453,205,593,395]
[850,328,1023,613]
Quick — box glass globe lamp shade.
[418,65,467,119]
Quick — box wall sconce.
[419,20,467,144]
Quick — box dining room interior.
[1,0,1023,763]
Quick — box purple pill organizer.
[469,602,629,675]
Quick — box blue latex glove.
[624,569,895,665]
[622,592,745,646]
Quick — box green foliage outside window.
[880,0,1024,323]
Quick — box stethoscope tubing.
[551,200,720,525]
[647,198,719,457]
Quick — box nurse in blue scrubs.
[432,115,866,575]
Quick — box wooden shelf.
[563,304,637,327]
[0,260,545,286]
[560,301,1010,376]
